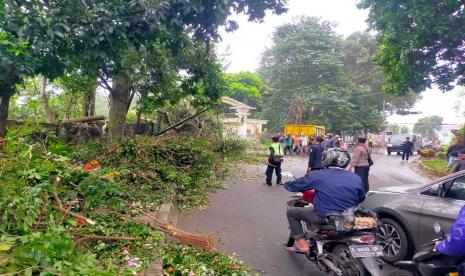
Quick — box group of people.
[264,132,465,270]
[277,133,345,157]
[266,134,371,193]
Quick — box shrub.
[420,148,436,158]
[436,151,448,160]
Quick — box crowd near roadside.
[265,133,372,188]
[265,130,465,187]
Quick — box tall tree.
[224,72,266,111]
[3,0,287,141]
[413,115,444,140]
[39,77,58,123]
[0,34,35,144]
[358,0,465,94]
[258,17,416,132]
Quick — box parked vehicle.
[361,170,465,263]
[287,192,382,276]
[386,134,421,155]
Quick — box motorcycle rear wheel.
[332,245,366,276]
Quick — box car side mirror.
[423,185,439,196]
[438,182,451,198]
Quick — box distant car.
[361,170,465,263]
[387,134,421,155]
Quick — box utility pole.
[382,99,386,147]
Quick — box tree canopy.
[223,72,266,112]
[358,0,465,94]
[0,0,287,141]
[413,115,444,140]
[258,17,417,132]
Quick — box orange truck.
[284,124,326,137]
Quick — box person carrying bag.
[348,137,373,194]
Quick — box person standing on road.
[307,136,325,173]
[284,135,293,156]
[452,148,465,173]
[348,137,372,193]
[368,135,374,148]
[265,136,284,186]
[323,134,335,148]
[402,137,414,162]
[300,134,308,156]
[447,141,464,171]
[292,135,301,155]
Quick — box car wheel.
[387,150,391,155]
[377,218,410,263]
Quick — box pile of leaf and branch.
[0,121,248,275]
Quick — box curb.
[141,203,174,276]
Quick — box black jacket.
[402,141,414,153]
[308,144,324,169]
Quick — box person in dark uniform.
[402,137,414,162]
[265,136,284,186]
[307,136,325,173]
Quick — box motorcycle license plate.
[349,245,384,258]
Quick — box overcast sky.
[217,0,465,128]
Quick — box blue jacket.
[284,169,366,217]
[437,205,465,256]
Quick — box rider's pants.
[287,207,322,240]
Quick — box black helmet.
[321,148,351,169]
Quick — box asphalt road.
[177,153,431,276]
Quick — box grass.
[421,159,448,176]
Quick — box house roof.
[221,96,256,110]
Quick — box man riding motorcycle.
[284,148,366,252]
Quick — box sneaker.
[277,182,284,186]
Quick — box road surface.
[177,153,431,276]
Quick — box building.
[221,97,268,139]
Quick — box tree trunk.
[40,77,58,123]
[108,75,131,142]
[0,90,12,149]
[83,80,97,117]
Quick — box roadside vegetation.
[0,121,251,275]
[421,159,448,177]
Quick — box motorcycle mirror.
[433,223,442,234]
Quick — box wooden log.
[62,115,105,123]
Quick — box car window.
[446,176,465,201]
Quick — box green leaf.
[24,268,32,276]
[0,242,13,251]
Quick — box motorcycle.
[286,190,383,276]
[381,223,463,276]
